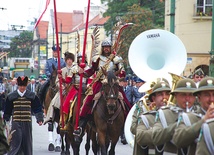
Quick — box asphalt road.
[32,116,133,155]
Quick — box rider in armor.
[73,39,132,139]
[60,53,89,130]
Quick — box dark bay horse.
[92,70,125,155]
[62,91,86,155]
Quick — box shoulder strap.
[140,115,150,129]
[181,112,192,126]
[202,123,214,154]
[158,109,168,128]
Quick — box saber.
[75,0,91,129]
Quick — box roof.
[72,15,110,32]
[37,21,49,39]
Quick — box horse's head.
[102,70,120,115]
[49,64,58,94]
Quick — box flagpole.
[53,0,64,128]
[75,0,91,129]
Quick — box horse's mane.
[107,71,117,84]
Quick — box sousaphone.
[125,29,187,148]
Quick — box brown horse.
[92,70,125,155]
[62,91,86,155]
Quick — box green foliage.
[8,31,33,57]
[101,0,165,68]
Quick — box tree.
[8,31,33,57]
[101,0,165,68]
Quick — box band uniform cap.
[193,77,214,95]
[17,76,28,86]
[149,81,171,101]
[170,79,196,94]
[193,68,205,76]
[52,45,61,51]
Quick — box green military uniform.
[196,118,214,155]
[130,100,148,155]
[172,77,214,155]
[136,81,171,155]
[152,79,197,155]
[172,108,204,155]
[0,115,9,154]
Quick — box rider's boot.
[60,113,68,130]
[73,116,88,136]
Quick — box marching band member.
[73,39,132,140]
[152,79,197,155]
[173,77,214,155]
[192,68,205,87]
[135,80,171,155]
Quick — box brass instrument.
[166,72,184,106]
[125,29,187,148]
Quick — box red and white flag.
[34,0,51,29]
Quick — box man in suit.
[27,78,36,93]
[8,79,18,93]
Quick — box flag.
[34,0,51,29]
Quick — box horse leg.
[108,135,120,155]
[85,127,91,155]
[60,132,65,155]
[55,123,62,152]
[65,134,71,155]
[97,131,107,155]
[48,122,55,151]
[91,130,98,155]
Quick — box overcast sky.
[0,0,101,30]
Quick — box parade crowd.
[0,41,213,155]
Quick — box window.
[196,0,212,16]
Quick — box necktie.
[55,58,57,63]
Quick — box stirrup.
[73,127,82,136]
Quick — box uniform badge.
[186,82,191,88]
[207,79,213,86]
[161,83,166,88]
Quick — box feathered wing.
[75,29,80,55]
[91,26,100,58]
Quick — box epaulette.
[205,118,214,124]
[170,106,183,113]
[148,110,157,115]
[191,112,203,118]
[160,106,170,110]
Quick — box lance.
[53,0,65,128]
[75,0,91,129]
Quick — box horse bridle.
[102,82,119,101]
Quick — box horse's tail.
[38,80,50,104]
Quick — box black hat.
[193,68,205,76]
[17,76,28,86]
[52,45,61,51]
[65,52,75,62]
[170,79,196,95]
[193,77,214,95]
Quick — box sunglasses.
[195,76,204,79]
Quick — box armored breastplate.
[13,97,31,122]
[73,65,88,85]
[98,55,115,72]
